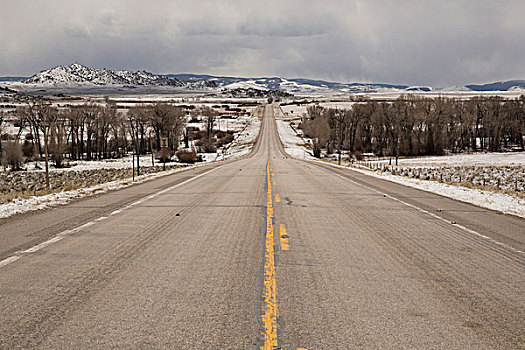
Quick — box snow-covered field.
[275,119,313,159]
[273,105,314,159]
[318,101,356,110]
[274,108,525,218]
[373,152,524,167]
[224,113,261,158]
[280,101,356,117]
[280,104,307,117]
[200,108,262,160]
[4,155,158,173]
[358,153,524,193]
[364,90,525,100]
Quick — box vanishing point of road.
[1,105,524,349]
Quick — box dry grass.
[0,164,184,204]
[321,158,524,199]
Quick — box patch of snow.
[280,104,308,117]
[373,152,525,167]
[224,81,270,91]
[318,101,357,110]
[274,106,314,159]
[222,111,261,159]
[508,86,525,92]
[2,155,162,173]
[0,164,206,219]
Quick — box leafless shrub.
[2,140,24,171]
[201,138,217,153]
[154,149,174,163]
[176,149,199,163]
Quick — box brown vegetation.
[302,96,525,157]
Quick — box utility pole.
[395,141,399,166]
[160,137,168,171]
[150,138,154,166]
[132,135,139,178]
[136,147,140,176]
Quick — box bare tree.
[0,110,5,154]
[306,105,324,120]
[301,95,525,158]
[147,103,186,153]
[83,103,102,160]
[128,106,148,175]
[47,108,67,168]
[67,106,86,160]
[201,106,218,152]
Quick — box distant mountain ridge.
[168,74,413,93]
[169,74,525,93]
[0,76,28,82]
[465,80,525,91]
[2,64,524,93]
[22,63,216,88]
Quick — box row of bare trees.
[6,100,187,168]
[302,95,525,157]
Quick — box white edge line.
[0,164,224,269]
[328,168,524,256]
[23,236,64,254]
[0,256,20,268]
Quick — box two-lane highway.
[1,105,523,349]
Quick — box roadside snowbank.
[274,105,314,159]
[225,116,261,158]
[374,152,525,167]
[0,164,201,219]
[318,161,525,218]
[275,120,314,159]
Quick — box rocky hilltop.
[24,63,215,88]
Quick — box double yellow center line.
[262,159,278,349]
[261,160,302,349]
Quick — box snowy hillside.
[171,74,525,94]
[466,80,525,91]
[23,63,215,88]
[170,74,414,94]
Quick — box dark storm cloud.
[1,0,524,86]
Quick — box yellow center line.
[279,224,289,251]
[275,194,280,203]
[262,158,278,349]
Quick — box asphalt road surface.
[1,105,523,349]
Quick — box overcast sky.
[1,0,524,86]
